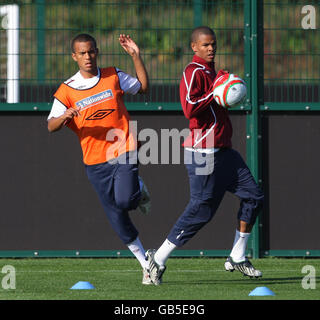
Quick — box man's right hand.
[48,107,80,132]
[62,107,81,121]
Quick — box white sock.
[154,239,177,266]
[127,237,149,269]
[230,230,250,263]
[232,229,241,247]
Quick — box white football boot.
[225,256,262,278]
[146,249,166,285]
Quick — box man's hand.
[119,34,140,57]
[118,34,149,94]
[62,107,81,122]
[48,107,80,132]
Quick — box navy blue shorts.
[85,152,141,244]
[167,148,264,247]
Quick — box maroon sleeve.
[180,67,227,119]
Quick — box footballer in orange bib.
[48,34,153,285]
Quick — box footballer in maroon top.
[148,27,264,285]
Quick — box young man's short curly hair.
[71,33,97,52]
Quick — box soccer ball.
[213,73,247,108]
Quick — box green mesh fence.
[0,0,247,106]
[263,0,319,104]
[0,0,318,107]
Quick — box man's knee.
[115,192,141,211]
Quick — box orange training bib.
[54,67,137,165]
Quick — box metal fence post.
[193,0,203,27]
[36,0,45,82]
[246,0,263,259]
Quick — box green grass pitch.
[0,258,319,300]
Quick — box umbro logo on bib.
[86,109,115,120]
